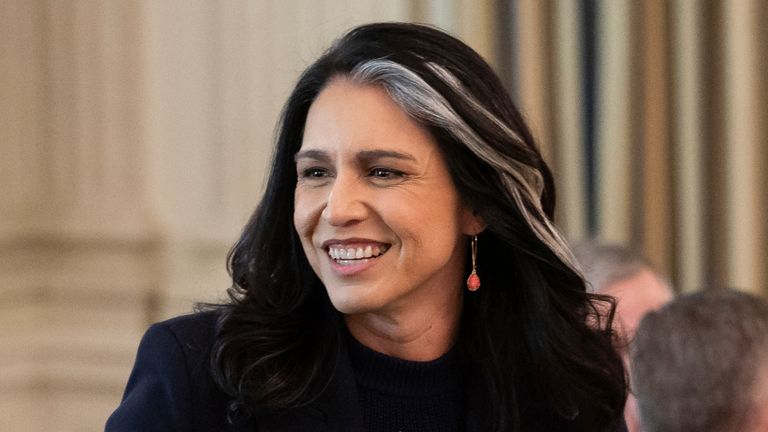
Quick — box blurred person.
[573,242,674,432]
[106,23,628,431]
[631,289,768,432]
[573,242,674,343]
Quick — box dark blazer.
[106,312,369,432]
[106,312,628,432]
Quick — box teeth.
[327,244,388,261]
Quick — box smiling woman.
[107,23,627,432]
[294,79,481,361]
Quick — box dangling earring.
[466,235,481,291]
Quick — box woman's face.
[294,77,481,317]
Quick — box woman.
[107,23,626,431]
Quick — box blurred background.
[1,0,766,430]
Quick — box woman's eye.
[301,168,327,178]
[369,167,404,179]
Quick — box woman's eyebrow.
[294,149,330,163]
[357,150,417,163]
[294,149,417,163]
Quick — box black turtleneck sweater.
[347,334,465,432]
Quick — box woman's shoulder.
[135,310,221,367]
[135,310,225,382]
[147,309,220,349]
[106,309,233,431]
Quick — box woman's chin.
[325,288,386,316]
[328,296,375,315]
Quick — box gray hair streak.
[347,59,579,272]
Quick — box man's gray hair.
[631,289,768,432]
[572,241,669,294]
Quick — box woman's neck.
[344,289,462,362]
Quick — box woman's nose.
[321,174,368,226]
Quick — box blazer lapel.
[250,406,328,432]
[254,345,363,432]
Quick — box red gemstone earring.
[466,235,481,291]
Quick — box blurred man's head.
[574,241,674,432]
[631,290,768,432]
[574,242,674,343]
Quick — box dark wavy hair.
[208,22,626,431]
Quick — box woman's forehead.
[299,78,438,159]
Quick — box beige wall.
[0,1,497,430]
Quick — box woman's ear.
[461,208,486,236]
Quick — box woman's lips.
[322,241,391,275]
[327,244,389,260]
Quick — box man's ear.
[461,208,487,236]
